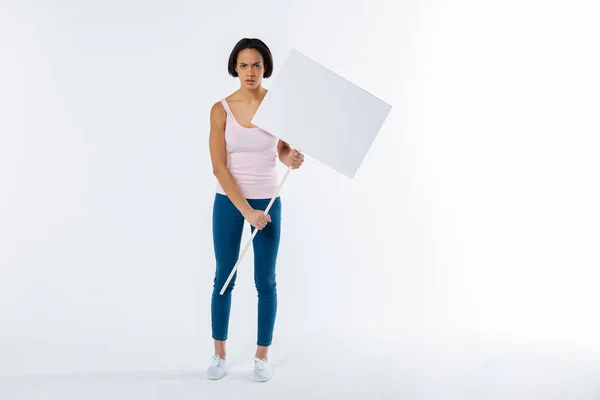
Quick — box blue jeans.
[210,193,282,347]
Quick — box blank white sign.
[252,48,392,179]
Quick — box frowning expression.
[235,48,264,88]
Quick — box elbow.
[213,166,227,177]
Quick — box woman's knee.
[255,275,277,295]
[213,272,237,293]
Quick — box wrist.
[278,147,291,166]
[241,205,253,217]
[279,154,289,167]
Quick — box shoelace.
[255,358,268,370]
[209,355,222,368]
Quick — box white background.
[1,0,599,398]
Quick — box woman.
[206,38,304,382]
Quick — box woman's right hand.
[243,208,271,230]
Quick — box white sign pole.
[219,164,294,295]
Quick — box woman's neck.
[237,86,267,103]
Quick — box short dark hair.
[227,38,273,79]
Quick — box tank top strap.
[220,99,233,119]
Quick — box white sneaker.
[206,354,226,380]
[253,357,273,382]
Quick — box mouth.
[246,80,256,84]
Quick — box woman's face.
[235,48,264,89]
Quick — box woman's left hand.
[286,149,304,169]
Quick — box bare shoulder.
[210,100,226,121]
[211,100,225,113]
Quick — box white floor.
[1,333,599,400]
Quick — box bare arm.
[278,139,304,169]
[209,101,252,216]
[277,139,292,166]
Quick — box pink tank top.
[215,99,279,199]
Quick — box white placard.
[252,48,392,179]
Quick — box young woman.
[206,38,304,382]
